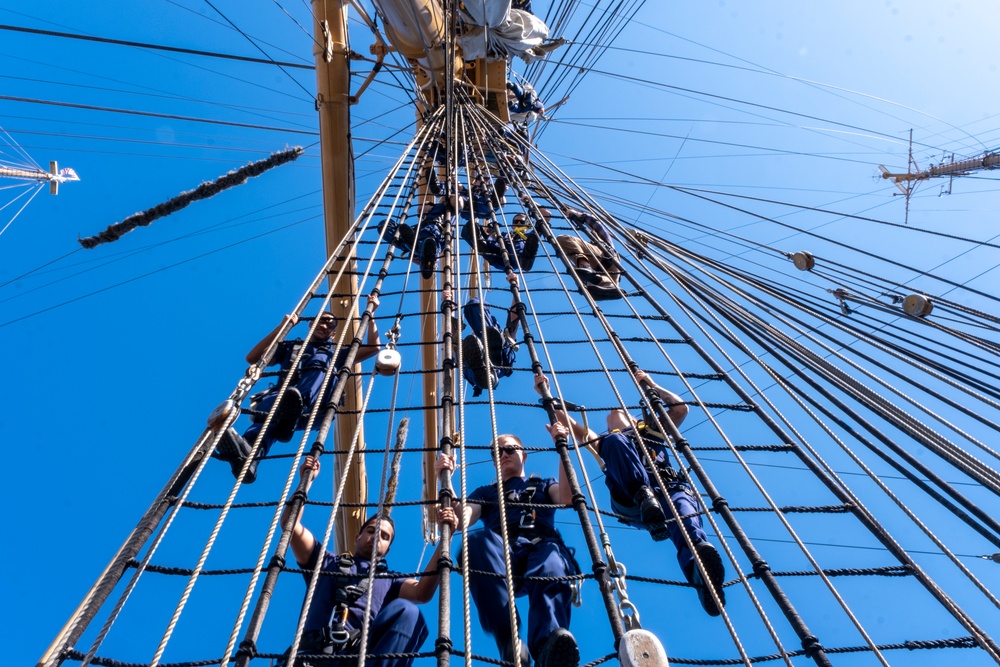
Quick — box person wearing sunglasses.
[215,299,381,483]
[434,387,580,667]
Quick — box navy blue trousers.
[466,529,574,660]
[244,352,337,458]
[295,598,427,667]
[602,432,708,578]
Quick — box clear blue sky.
[3,1,1000,665]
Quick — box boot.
[216,427,258,484]
[537,629,578,667]
[691,542,727,617]
[633,486,668,541]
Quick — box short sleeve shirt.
[299,545,406,634]
[469,476,558,535]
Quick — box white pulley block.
[375,348,402,376]
[207,399,237,431]
[619,629,669,667]
[902,293,933,317]
[791,251,815,271]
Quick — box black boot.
[537,629,578,667]
[216,427,257,484]
[691,542,727,617]
[633,486,668,541]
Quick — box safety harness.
[503,476,584,607]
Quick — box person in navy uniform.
[280,456,456,667]
[383,188,465,280]
[434,373,581,667]
[548,369,727,616]
[443,273,522,396]
[216,303,380,482]
[506,81,545,124]
[461,198,542,273]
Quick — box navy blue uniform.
[462,297,516,396]
[295,545,427,667]
[466,477,575,660]
[601,426,708,579]
[460,219,538,271]
[245,340,350,458]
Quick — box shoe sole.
[484,326,505,367]
[541,632,579,667]
[462,335,497,390]
[217,429,255,482]
[694,543,727,617]
[642,502,670,542]
[419,238,436,279]
[519,234,539,271]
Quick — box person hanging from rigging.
[215,302,381,483]
[278,455,456,667]
[382,184,464,280]
[552,205,621,301]
[546,369,727,617]
[461,193,542,272]
[434,372,582,667]
[507,80,545,125]
[443,273,522,397]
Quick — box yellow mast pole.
[312,0,366,552]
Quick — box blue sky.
[4,1,1000,665]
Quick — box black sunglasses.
[496,446,522,457]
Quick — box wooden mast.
[312,0,366,552]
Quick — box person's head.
[493,434,526,480]
[311,311,338,342]
[512,213,527,226]
[354,513,396,560]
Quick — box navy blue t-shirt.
[299,544,406,634]
[469,476,557,535]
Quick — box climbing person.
[545,369,727,616]
[434,372,581,667]
[507,80,545,124]
[382,187,464,280]
[279,455,456,667]
[461,197,542,272]
[444,273,522,396]
[553,206,620,301]
[215,301,381,483]
[459,171,508,222]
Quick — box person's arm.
[246,314,298,364]
[354,295,382,363]
[397,507,460,603]
[504,273,521,337]
[545,421,575,506]
[635,369,688,428]
[434,453,484,529]
[282,456,320,566]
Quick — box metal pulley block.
[375,348,402,375]
[207,399,238,431]
[791,251,815,271]
[619,628,669,667]
[902,293,933,317]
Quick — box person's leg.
[365,598,429,667]
[666,485,710,575]
[466,530,520,656]
[521,541,574,660]
[601,433,667,538]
